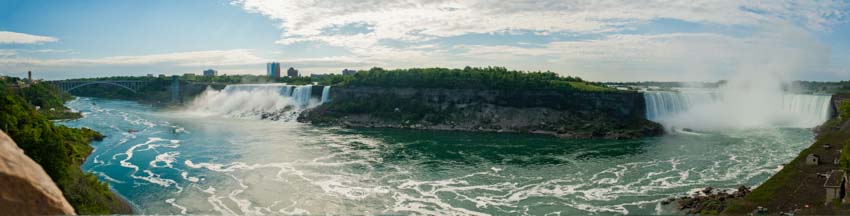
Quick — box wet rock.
[665,185,751,214]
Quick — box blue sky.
[1,0,849,81]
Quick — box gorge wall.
[0,130,76,215]
[298,86,663,139]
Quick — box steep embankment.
[0,130,75,215]
[299,86,663,139]
[717,94,850,215]
[0,78,132,214]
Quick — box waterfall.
[184,84,329,120]
[290,85,313,107]
[321,86,331,103]
[644,90,831,130]
[643,91,719,120]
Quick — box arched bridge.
[47,80,150,93]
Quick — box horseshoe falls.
[644,90,832,130]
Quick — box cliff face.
[0,130,76,215]
[299,86,663,139]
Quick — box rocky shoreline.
[663,186,752,214]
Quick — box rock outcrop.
[299,86,663,139]
[0,130,75,215]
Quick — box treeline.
[0,77,131,214]
[3,77,81,119]
[62,74,315,85]
[55,66,615,92]
[316,67,613,92]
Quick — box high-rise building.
[287,67,299,77]
[266,62,281,78]
[342,69,356,76]
[203,69,218,77]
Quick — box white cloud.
[1,49,268,67]
[233,0,848,46]
[0,49,16,57]
[455,25,831,81]
[230,0,849,81]
[0,31,59,44]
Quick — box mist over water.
[183,84,324,120]
[644,89,832,131]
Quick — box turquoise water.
[59,97,816,215]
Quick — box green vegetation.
[724,96,850,215]
[839,100,850,120]
[789,80,850,94]
[327,67,614,92]
[67,74,315,85]
[2,77,82,119]
[313,94,447,125]
[0,77,131,214]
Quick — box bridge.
[47,76,182,103]
[48,80,149,93]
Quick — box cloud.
[455,25,831,81]
[1,49,268,67]
[229,0,849,81]
[233,0,848,46]
[0,49,16,57]
[0,31,59,44]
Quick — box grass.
[567,81,617,92]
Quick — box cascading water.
[184,84,328,121]
[644,90,832,130]
[321,86,331,103]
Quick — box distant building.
[267,62,281,78]
[287,67,299,77]
[342,69,357,76]
[183,73,196,78]
[203,69,218,77]
[807,153,820,165]
[158,74,166,78]
[147,74,154,77]
[27,71,32,82]
[823,170,846,204]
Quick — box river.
[56,92,822,215]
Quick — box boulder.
[0,130,75,215]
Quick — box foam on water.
[61,97,817,215]
[183,84,328,121]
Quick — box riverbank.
[0,77,133,214]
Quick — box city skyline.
[2,0,850,81]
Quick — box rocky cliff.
[299,86,663,139]
[0,130,76,215]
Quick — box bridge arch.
[65,81,138,93]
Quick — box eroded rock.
[0,130,75,215]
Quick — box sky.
[1,0,849,82]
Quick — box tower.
[171,75,180,104]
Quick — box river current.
[56,96,820,215]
